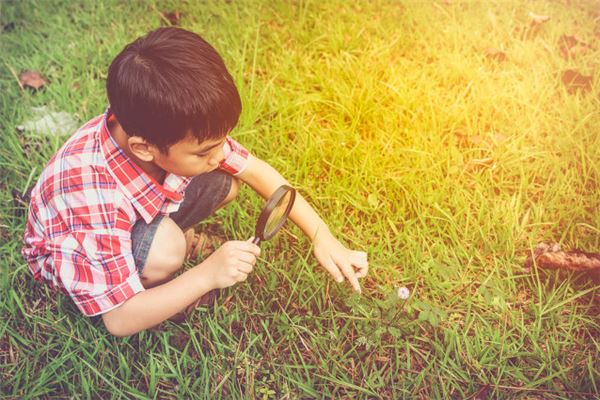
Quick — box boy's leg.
[171,170,239,259]
[131,216,186,289]
[131,170,240,289]
[170,170,239,230]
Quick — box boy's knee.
[140,217,186,287]
[219,176,240,208]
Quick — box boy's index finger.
[338,260,362,294]
[349,274,362,294]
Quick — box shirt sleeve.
[219,136,250,176]
[51,230,145,316]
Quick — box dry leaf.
[463,157,495,174]
[561,69,593,94]
[375,355,391,363]
[485,47,507,62]
[559,34,593,60]
[19,70,47,90]
[491,133,507,143]
[467,384,492,400]
[189,232,225,260]
[3,22,15,32]
[454,131,505,149]
[160,10,181,25]
[465,135,486,146]
[528,11,550,25]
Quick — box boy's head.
[107,27,241,155]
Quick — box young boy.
[22,27,368,337]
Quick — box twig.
[5,63,24,92]
[526,242,600,272]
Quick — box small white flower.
[397,286,410,300]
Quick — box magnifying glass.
[252,185,296,245]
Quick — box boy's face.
[152,133,227,177]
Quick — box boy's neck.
[107,118,167,184]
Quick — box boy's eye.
[195,153,209,157]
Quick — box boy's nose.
[212,147,225,165]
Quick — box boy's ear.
[127,136,158,162]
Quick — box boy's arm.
[237,155,368,293]
[102,265,213,336]
[102,239,259,336]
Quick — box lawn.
[1,0,599,398]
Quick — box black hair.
[106,27,241,152]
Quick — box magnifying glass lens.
[264,191,292,236]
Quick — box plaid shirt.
[22,109,249,316]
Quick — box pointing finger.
[336,257,361,294]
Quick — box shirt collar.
[98,108,190,223]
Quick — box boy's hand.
[201,239,260,289]
[313,232,369,294]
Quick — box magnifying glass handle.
[251,237,261,245]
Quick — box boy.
[22,27,368,337]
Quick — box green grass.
[1,0,599,398]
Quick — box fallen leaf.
[454,131,505,149]
[467,384,492,400]
[560,34,579,50]
[485,47,507,62]
[21,106,79,137]
[561,69,593,94]
[463,157,495,174]
[19,70,47,90]
[188,231,225,260]
[528,11,550,25]
[375,355,390,363]
[491,133,507,143]
[2,22,15,32]
[160,10,181,25]
[453,130,484,147]
[559,34,593,60]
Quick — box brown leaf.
[467,384,492,400]
[463,157,495,174]
[375,355,390,363]
[561,69,593,94]
[190,232,225,260]
[528,11,550,25]
[2,22,15,32]
[491,133,507,143]
[453,130,482,147]
[160,10,181,26]
[559,34,593,60]
[19,70,47,90]
[454,131,505,149]
[560,34,579,50]
[485,47,507,62]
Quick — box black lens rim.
[255,185,296,241]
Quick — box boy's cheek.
[192,162,213,176]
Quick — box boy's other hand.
[201,239,260,289]
[313,232,369,294]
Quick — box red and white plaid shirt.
[22,108,249,316]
